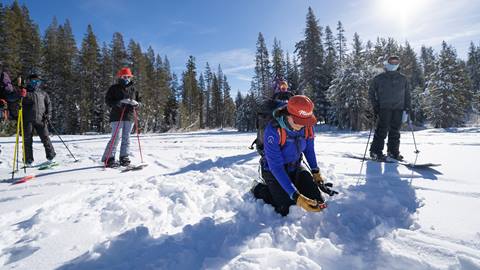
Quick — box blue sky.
[6,0,480,93]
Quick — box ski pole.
[104,106,126,168]
[20,101,26,173]
[11,98,23,179]
[133,107,144,163]
[357,116,375,185]
[47,119,79,162]
[408,116,420,154]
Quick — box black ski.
[344,153,441,168]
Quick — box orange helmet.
[117,67,133,78]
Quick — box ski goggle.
[121,75,132,80]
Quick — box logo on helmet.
[298,110,312,117]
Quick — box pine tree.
[336,21,347,67]
[234,91,245,130]
[180,56,201,128]
[271,37,286,80]
[327,32,373,130]
[252,32,271,99]
[55,20,78,133]
[222,75,235,127]
[425,41,471,128]
[286,54,301,93]
[210,74,223,127]
[420,46,436,79]
[296,7,328,119]
[0,1,22,76]
[204,62,213,128]
[324,25,337,86]
[198,73,206,128]
[399,42,425,124]
[98,42,113,132]
[16,4,41,76]
[467,42,480,112]
[111,32,128,83]
[78,25,101,133]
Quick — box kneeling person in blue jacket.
[252,95,333,216]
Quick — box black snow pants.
[252,164,324,216]
[370,109,403,156]
[24,121,56,163]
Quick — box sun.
[376,0,431,35]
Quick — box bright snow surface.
[0,128,479,270]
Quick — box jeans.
[102,121,134,161]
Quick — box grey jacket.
[22,88,51,123]
[369,71,411,111]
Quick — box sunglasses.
[121,75,132,80]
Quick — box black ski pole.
[407,115,420,154]
[357,116,375,185]
[47,119,79,162]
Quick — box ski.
[13,174,36,184]
[38,161,59,170]
[120,163,148,172]
[344,153,441,168]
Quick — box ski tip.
[13,175,36,185]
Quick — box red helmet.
[287,95,317,126]
[117,67,133,78]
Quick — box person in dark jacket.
[252,95,335,216]
[101,67,140,167]
[0,63,16,121]
[369,56,411,161]
[20,74,56,166]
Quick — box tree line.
[0,1,235,135]
[236,7,480,131]
[1,2,479,135]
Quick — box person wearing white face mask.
[368,56,411,161]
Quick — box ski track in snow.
[0,128,479,270]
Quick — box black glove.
[42,114,51,123]
[318,182,339,196]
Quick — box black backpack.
[249,91,294,156]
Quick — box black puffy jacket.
[105,81,140,122]
[22,86,51,123]
[369,71,411,111]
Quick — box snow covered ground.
[0,127,479,270]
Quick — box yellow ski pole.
[20,100,26,173]
[11,100,22,179]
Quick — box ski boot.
[105,157,119,168]
[119,156,131,167]
[370,152,386,161]
[387,152,404,161]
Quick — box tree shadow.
[164,152,258,176]
[320,161,420,263]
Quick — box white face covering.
[384,62,399,71]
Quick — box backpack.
[276,125,315,147]
[250,93,294,155]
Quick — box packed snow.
[0,127,479,270]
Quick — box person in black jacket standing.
[101,67,140,167]
[369,56,411,161]
[20,74,56,166]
